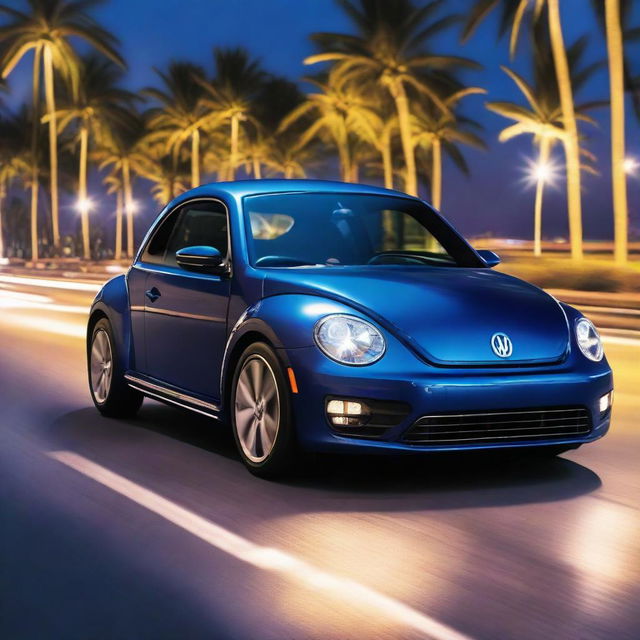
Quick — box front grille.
[403,406,591,445]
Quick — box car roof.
[181,179,419,201]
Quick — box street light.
[75,197,94,215]
[533,162,552,182]
[623,156,639,176]
[523,157,559,189]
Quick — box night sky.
[4,0,640,241]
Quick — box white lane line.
[0,274,102,292]
[48,450,472,640]
[1,315,86,338]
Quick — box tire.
[230,342,296,478]
[88,317,143,418]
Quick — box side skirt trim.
[125,373,221,418]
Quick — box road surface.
[1,275,638,640]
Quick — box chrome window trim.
[125,373,221,413]
[135,196,233,274]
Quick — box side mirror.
[175,245,227,274]
[477,249,501,268]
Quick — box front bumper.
[283,344,613,455]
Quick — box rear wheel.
[231,342,296,477]
[88,317,143,418]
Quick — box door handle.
[145,287,161,303]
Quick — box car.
[87,180,613,477]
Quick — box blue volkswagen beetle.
[87,180,613,476]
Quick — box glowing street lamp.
[533,162,552,183]
[623,156,639,176]
[75,197,94,216]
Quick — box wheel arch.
[219,293,357,413]
[87,274,135,371]
[220,322,288,417]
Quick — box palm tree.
[590,0,630,264]
[52,54,136,259]
[603,0,628,264]
[487,34,602,256]
[305,0,478,197]
[1,105,45,260]
[0,111,30,259]
[249,77,306,180]
[0,0,124,256]
[279,71,378,182]
[97,112,151,259]
[463,0,584,259]
[413,87,486,210]
[196,48,266,181]
[136,138,190,206]
[144,61,213,189]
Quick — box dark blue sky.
[5,0,640,240]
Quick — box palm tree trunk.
[381,134,393,190]
[79,124,90,260]
[284,165,294,179]
[350,162,359,183]
[392,81,418,196]
[229,114,239,180]
[338,141,351,182]
[191,128,200,188]
[43,45,60,252]
[123,159,134,258]
[533,138,551,257]
[547,0,583,261]
[30,44,42,263]
[431,138,442,210]
[115,188,123,260]
[253,156,262,179]
[605,0,628,264]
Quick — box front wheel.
[88,317,143,418]
[231,342,296,477]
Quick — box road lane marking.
[0,274,102,292]
[2,315,86,338]
[48,450,472,640]
[0,290,88,314]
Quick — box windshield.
[243,192,482,268]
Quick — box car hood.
[263,266,569,366]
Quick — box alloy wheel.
[90,328,113,404]
[234,355,280,463]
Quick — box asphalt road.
[1,275,638,640]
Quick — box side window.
[141,206,183,265]
[164,201,228,266]
[142,200,228,266]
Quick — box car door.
[139,198,231,400]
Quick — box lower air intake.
[403,406,591,445]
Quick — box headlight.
[575,317,603,362]
[314,314,385,365]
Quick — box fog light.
[326,398,370,426]
[327,399,363,415]
[599,391,613,414]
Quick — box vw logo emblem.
[491,332,513,358]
